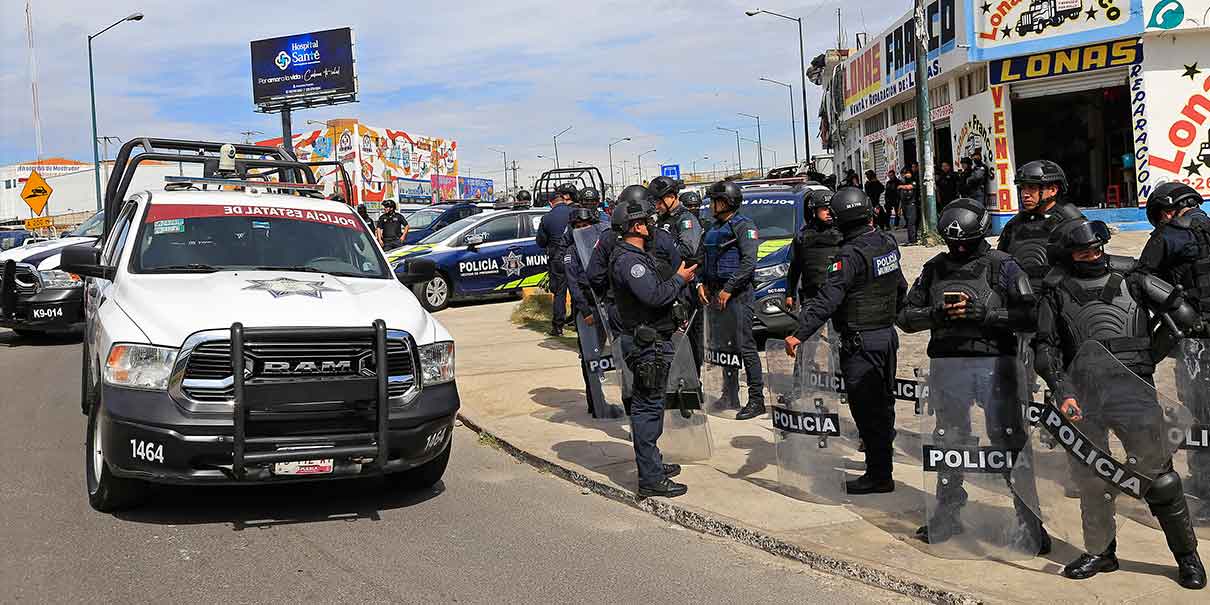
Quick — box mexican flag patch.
[682,219,693,230]
[745,228,758,240]
[828,260,843,273]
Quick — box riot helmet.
[515,190,533,202]
[356,204,371,220]
[1014,160,1067,211]
[555,182,578,201]
[578,187,602,208]
[570,207,598,227]
[707,180,743,214]
[805,189,835,225]
[611,191,655,239]
[648,176,682,201]
[1146,181,1202,226]
[679,191,702,210]
[1049,218,1112,277]
[382,200,397,212]
[828,186,873,230]
[938,198,990,258]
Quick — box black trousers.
[548,258,568,327]
[839,327,899,480]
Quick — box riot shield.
[769,334,850,503]
[1011,341,1194,555]
[1155,338,1210,529]
[603,334,633,417]
[918,357,1042,560]
[702,304,746,416]
[660,329,713,463]
[571,226,624,419]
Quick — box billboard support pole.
[912,0,940,245]
[280,107,294,159]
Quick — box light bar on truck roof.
[733,177,815,187]
[163,176,323,191]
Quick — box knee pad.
[1145,471,1185,506]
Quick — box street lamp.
[608,137,631,196]
[760,77,798,165]
[488,147,508,196]
[717,126,742,176]
[537,154,556,169]
[746,9,811,162]
[738,113,764,175]
[692,155,709,175]
[552,126,572,169]
[637,149,656,183]
[89,11,143,211]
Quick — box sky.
[0,0,904,191]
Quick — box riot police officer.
[609,196,697,497]
[699,180,765,421]
[537,183,577,336]
[653,176,705,368]
[679,190,704,217]
[376,200,408,250]
[1036,218,1205,588]
[785,189,843,340]
[514,189,533,209]
[784,187,907,494]
[565,206,607,332]
[1139,181,1210,523]
[588,185,681,306]
[898,198,1050,551]
[997,160,1086,290]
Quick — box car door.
[514,211,550,287]
[448,214,524,295]
[85,201,137,387]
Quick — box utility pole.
[553,126,572,169]
[510,161,520,195]
[717,126,742,177]
[739,113,763,175]
[913,0,940,244]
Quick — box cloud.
[1,0,904,188]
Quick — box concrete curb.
[456,412,985,605]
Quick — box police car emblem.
[630,263,647,278]
[501,250,525,277]
[243,278,339,299]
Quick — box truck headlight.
[419,341,455,386]
[754,262,788,283]
[39,269,81,289]
[104,344,178,390]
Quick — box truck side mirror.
[60,246,114,280]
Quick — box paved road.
[1,329,919,604]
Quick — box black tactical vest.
[838,231,902,333]
[1003,203,1084,285]
[924,250,1016,357]
[660,205,704,266]
[1171,212,1210,329]
[794,226,843,294]
[1048,256,1154,374]
[608,244,677,335]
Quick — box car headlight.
[419,341,455,386]
[754,262,789,283]
[39,269,81,289]
[104,344,178,390]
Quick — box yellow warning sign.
[21,170,53,216]
[24,216,53,230]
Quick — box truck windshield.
[132,202,388,278]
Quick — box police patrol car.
[386,208,550,311]
[705,177,832,337]
[65,139,458,511]
[0,211,104,336]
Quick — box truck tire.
[414,272,451,312]
[85,401,148,512]
[388,441,450,490]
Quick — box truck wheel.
[415,273,451,312]
[388,441,450,490]
[85,401,147,512]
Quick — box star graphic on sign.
[1086,8,1098,20]
[1001,26,1011,39]
[1185,159,1203,176]
[980,1,991,14]
[1184,62,1202,80]
[242,277,340,299]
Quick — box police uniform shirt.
[378,211,407,242]
[658,205,704,266]
[704,214,760,293]
[793,228,908,341]
[1139,208,1209,285]
[610,240,687,330]
[785,223,843,299]
[536,204,574,252]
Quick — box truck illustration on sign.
[1016,0,1083,37]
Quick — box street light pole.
[760,77,798,165]
[88,12,143,212]
[489,147,508,196]
[552,125,572,169]
[738,113,763,175]
[637,149,656,183]
[608,137,631,197]
[717,126,742,176]
[537,155,556,169]
[912,0,940,244]
[747,9,811,162]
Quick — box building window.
[957,66,989,100]
[864,112,887,136]
[892,99,915,125]
[930,83,950,109]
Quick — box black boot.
[1063,541,1119,579]
[638,478,687,498]
[845,474,894,494]
[735,400,765,420]
[918,484,967,544]
[1176,551,1207,590]
[662,464,681,479]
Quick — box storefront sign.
[1146,0,1210,31]
[991,86,1014,210]
[990,38,1142,84]
[1129,63,1154,200]
[1136,33,1210,201]
[969,0,1143,62]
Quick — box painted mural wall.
[1136,30,1210,201]
[949,85,1016,211]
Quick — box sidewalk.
[441,231,1205,604]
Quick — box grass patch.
[477,432,500,449]
[510,293,580,347]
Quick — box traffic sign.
[660,164,681,180]
[24,216,53,230]
[20,170,53,216]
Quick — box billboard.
[432,174,458,201]
[250,28,357,110]
[458,177,494,200]
[398,178,435,203]
[968,0,1143,61]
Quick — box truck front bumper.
[0,286,84,332]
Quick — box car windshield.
[421,214,481,244]
[132,202,388,278]
[406,208,444,229]
[68,211,105,237]
[738,201,798,239]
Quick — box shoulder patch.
[828,259,843,273]
[745,228,758,240]
[682,219,693,230]
[630,263,647,278]
[872,250,901,277]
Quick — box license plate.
[272,459,334,475]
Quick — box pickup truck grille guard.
[1,260,40,317]
[228,320,397,479]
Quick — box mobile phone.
[943,292,963,305]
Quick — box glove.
[964,298,988,323]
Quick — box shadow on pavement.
[115,477,444,530]
[0,329,82,348]
[528,386,632,442]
